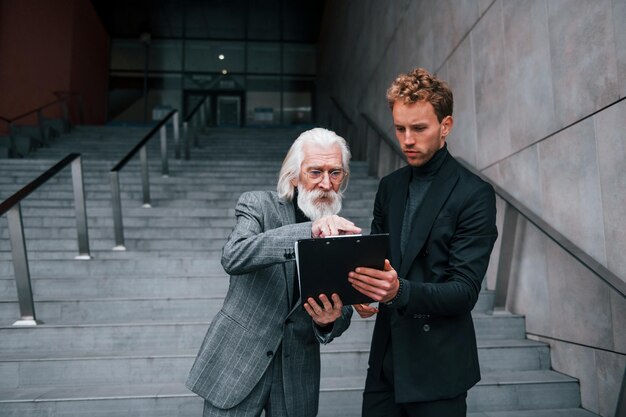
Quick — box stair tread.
[0,338,545,362]
[468,409,598,417]
[0,369,580,403]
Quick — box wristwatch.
[385,278,404,305]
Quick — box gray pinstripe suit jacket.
[186,191,352,415]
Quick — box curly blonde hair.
[386,67,453,122]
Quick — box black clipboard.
[295,233,389,305]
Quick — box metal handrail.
[0,93,83,154]
[350,106,625,302]
[182,96,209,160]
[360,112,404,158]
[0,153,90,326]
[455,157,626,302]
[109,109,179,250]
[53,91,85,125]
[1,97,68,124]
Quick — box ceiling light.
[218,54,225,60]
[222,69,228,75]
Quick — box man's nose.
[403,130,415,145]
[317,172,332,190]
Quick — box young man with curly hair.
[349,68,498,416]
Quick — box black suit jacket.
[367,151,498,403]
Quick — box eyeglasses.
[303,169,347,184]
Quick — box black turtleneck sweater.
[399,144,448,257]
[381,144,448,382]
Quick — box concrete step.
[0,338,551,389]
[467,410,598,417]
[0,192,376,206]
[0,237,229,251]
[0,226,234,240]
[0,290,495,325]
[0,258,223,278]
[0,275,229,300]
[0,314,526,356]
[0,370,586,417]
[0,248,228,261]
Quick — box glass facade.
[108,38,316,126]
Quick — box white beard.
[296,184,342,221]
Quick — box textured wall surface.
[318,0,625,415]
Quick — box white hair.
[277,128,351,201]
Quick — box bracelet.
[385,278,403,305]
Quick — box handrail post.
[61,100,70,133]
[7,204,41,326]
[160,125,169,177]
[140,146,151,207]
[71,156,91,259]
[77,93,85,125]
[37,109,47,145]
[8,121,16,157]
[110,171,126,250]
[493,203,519,313]
[183,121,190,160]
[616,367,626,417]
[200,102,206,129]
[173,111,180,159]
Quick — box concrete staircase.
[0,125,598,416]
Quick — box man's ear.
[441,115,454,138]
[290,178,298,187]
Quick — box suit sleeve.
[221,192,312,275]
[401,182,498,316]
[312,305,354,344]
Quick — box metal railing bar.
[182,96,209,160]
[183,122,190,160]
[456,157,626,299]
[110,109,177,172]
[139,147,151,207]
[160,125,169,176]
[109,110,178,250]
[71,157,91,259]
[0,153,91,325]
[7,204,39,326]
[493,204,518,311]
[330,97,356,127]
[173,112,180,159]
[0,153,81,216]
[110,171,125,250]
[1,97,68,124]
[185,96,207,123]
[360,113,404,159]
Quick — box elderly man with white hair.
[186,127,360,417]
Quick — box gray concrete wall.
[317,0,625,415]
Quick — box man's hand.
[311,215,361,238]
[348,259,399,303]
[353,303,379,318]
[304,293,344,327]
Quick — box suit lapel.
[389,167,411,269]
[278,198,298,312]
[399,155,459,278]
